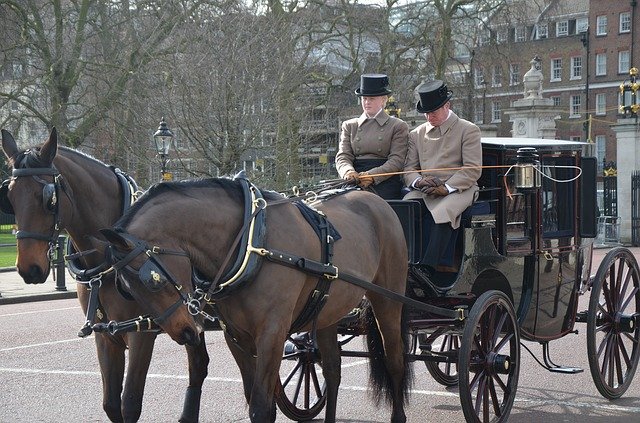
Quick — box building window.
[595,53,607,76]
[576,17,589,34]
[619,50,630,74]
[478,30,490,46]
[475,68,485,88]
[551,96,561,107]
[515,26,526,42]
[571,56,582,79]
[596,15,608,35]
[509,63,520,85]
[551,58,562,81]
[536,23,548,39]
[596,93,607,115]
[491,101,501,122]
[492,65,502,87]
[556,21,568,37]
[570,136,582,142]
[474,103,484,124]
[570,95,581,117]
[620,12,631,33]
[497,29,508,44]
[595,135,606,173]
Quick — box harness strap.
[153,298,185,325]
[289,216,336,333]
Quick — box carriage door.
[520,155,580,340]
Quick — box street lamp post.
[153,117,174,181]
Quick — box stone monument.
[504,56,561,139]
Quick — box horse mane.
[114,177,284,231]
[10,143,109,171]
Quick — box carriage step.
[547,366,584,374]
[575,310,588,323]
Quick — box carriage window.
[541,157,576,237]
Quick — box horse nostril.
[19,265,48,284]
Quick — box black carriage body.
[394,138,598,343]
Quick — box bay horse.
[0,128,209,423]
[100,177,412,422]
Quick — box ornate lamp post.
[385,96,401,118]
[619,67,640,116]
[153,117,174,181]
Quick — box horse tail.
[363,302,413,406]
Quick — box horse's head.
[99,228,202,346]
[1,128,67,284]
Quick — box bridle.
[106,233,192,326]
[0,160,68,259]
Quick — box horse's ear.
[99,228,135,252]
[39,127,58,166]
[1,129,19,161]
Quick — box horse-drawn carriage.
[3,129,639,423]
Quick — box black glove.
[415,176,444,189]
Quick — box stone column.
[610,118,640,244]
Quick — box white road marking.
[0,336,92,352]
[1,366,639,414]
[0,306,79,318]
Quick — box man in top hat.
[335,73,409,200]
[403,80,482,283]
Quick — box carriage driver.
[335,73,409,200]
[403,80,482,282]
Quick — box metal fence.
[633,171,640,246]
[603,176,618,217]
[0,212,15,233]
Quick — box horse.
[99,176,412,422]
[0,128,209,423]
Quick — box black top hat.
[415,80,453,113]
[355,73,392,96]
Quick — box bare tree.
[0,0,221,152]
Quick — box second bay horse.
[100,177,412,422]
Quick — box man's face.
[361,95,387,117]
[425,102,450,127]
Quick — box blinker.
[0,179,13,215]
[42,183,57,213]
[139,259,169,292]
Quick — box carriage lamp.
[515,147,541,189]
[619,67,640,116]
[153,117,174,181]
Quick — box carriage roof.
[481,137,588,151]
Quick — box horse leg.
[179,332,210,423]
[366,295,410,423]
[94,333,126,422]
[316,325,341,423]
[249,330,289,423]
[223,331,255,405]
[120,332,157,422]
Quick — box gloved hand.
[344,170,358,183]
[357,172,374,188]
[415,175,444,189]
[423,185,449,197]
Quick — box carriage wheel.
[275,333,327,421]
[587,247,640,399]
[459,290,520,423]
[422,332,460,386]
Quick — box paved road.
[2,299,640,422]
[1,245,640,422]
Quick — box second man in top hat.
[403,79,482,284]
[335,73,409,200]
